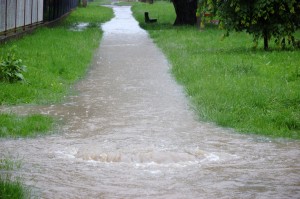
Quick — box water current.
[1,6,299,199]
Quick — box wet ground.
[1,6,300,199]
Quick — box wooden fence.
[0,0,44,35]
[0,0,78,39]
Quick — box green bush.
[0,46,27,83]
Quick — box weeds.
[0,46,27,83]
[0,114,55,138]
[0,158,21,170]
[0,176,31,199]
[0,157,31,199]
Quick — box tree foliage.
[217,0,300,50]
[197,0,218,14]
[196,0,218,28]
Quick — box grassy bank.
[0,1,113,138]
[0,3,113,105]
[0,114,55,138]
[132,2,300,139]
[0,158,31,199]
[0,178,30,199]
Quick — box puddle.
[69,22,90,31]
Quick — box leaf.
[15,73,25,80]
[290,7,295,13]
[20,65,27,72]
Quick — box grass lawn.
[132,1,300,139]
[0,1,113,138]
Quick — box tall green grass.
[0,1,113,138]
[0,176,31,199]
[132,2,300,139]
[0,114,55,138]
[0,157,31,199]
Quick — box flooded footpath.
[1,6,299,199]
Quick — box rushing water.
[1,6,300,199]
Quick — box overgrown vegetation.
[0,177,30,199]
[132,1,300,139]
[0,157,31,199]
[0,158,21,170]
[0,114,55,138]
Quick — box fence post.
[83,0,87,7]
[48,0,51,21]
[31,0,33,28]
[37,0,38,26]
[5,0,7,36]
[15,0,18,33]
[23,0,26,30]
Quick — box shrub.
[0,46,27,83]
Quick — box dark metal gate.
[43,0,78,22]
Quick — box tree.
[217,0,300,50]
[78,0,87,7]
[172,0,198,25]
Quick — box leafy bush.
[217,0,300,50]
[0,47,27,83]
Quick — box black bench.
[144,12,157,23]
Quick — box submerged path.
[1,6,300,199]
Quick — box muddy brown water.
[1,6,299,199]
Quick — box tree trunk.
[82,0,87,7]
[172,0,198,26]
[263,30,269,50]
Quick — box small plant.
[0,157,21,170]
[0,46,27,83]
[0,157,31,199]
